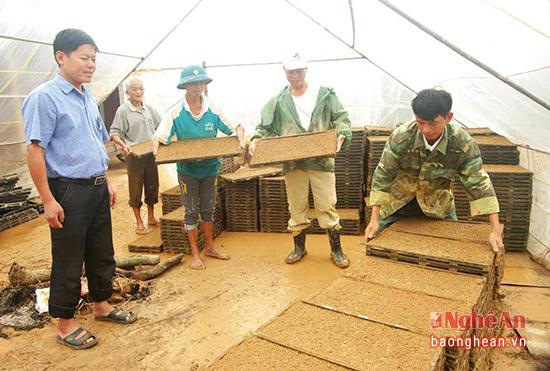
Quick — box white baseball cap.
[283,52,308,70]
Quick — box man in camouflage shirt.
[364,89,504,253]
[250,52,353,268]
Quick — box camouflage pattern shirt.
[251,85,352,172]
[370,121,499,219]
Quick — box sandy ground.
[0,159,548,370]
[0,159,365,370]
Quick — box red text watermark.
[430,311,526,331]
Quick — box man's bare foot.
[205,247,231,260]
[147,217,159,226]
[190,255,205,270]
[57,318,80,338]
[92,300,113,317]
[136,222,146,235]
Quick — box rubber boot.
[285,230,307,264]
[327,228,350,268]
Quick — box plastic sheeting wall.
[1,0,549,248]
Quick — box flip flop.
[56,327,98,350]
[95,307,138,324]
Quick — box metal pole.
[377,0,550,112]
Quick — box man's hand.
[235,124,246,150]
[107,177,117,208]
[364,219,380,244]
[152,138,160,157]
[489,223,505,255]
[44,199,65,229]
[121,143,132,157]
[248,139,257,157]
[336,134,346,152]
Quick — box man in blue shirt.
[23,29,137,350]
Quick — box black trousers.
[48,179,115,319]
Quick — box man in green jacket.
[251,52,352,268]
[364,89,504,254]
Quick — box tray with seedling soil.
[220,165,283,182]
[129,140,154,157]
[366,227,494,276]
[249,130,336,167]
[257,301,443,371]
[474,135,519,164]
[156,136,241,164]
[0,208,39,232]
[208,335,349,371]
[128,228,163,253]
[464,127,495,136]
[307,276,474,337]
[364,125,395,136]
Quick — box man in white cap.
[250,52,352,268]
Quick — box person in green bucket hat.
[153,64,245,270]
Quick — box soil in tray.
[156,136,240,163]
[250,130,336,166]
[209,336,347,371]
[128,228,162,248]
[388,217,491,245]
[369,230,493,266]
[309,276,473,337]
[161,185,181,196]
[258,302,436,370]
[220,165,283,181]
[130,141,154,157]
[474,135,515,146]
[348,256,485,303]
[484,164,531,174]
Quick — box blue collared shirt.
[22,74,109,178]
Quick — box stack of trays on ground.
[128,228,163,253]
[474,135,519,165]
[364,135,389,192]
[367,217,497,277]
[0,174,43,232]
[160,184,224,235]
[155,136,242,164]
[258,176,289,233]
[307,209,362,235]
[212,254,500,370]
[452,164,532,251]
[224,179,259,232]
[160,206,205,254]
[334,127,365,209]
[249,130,336,167]
[160,185,182,215]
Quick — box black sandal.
[95,307,138,324]
[56,327,98,350]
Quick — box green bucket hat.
[177,65,212,89]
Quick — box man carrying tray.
[110,78,161,235]
[250,52,352,268]
[153,65,245,270]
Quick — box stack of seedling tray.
[334,128,365,209]
[0,174,43,231]
[474,135,519,165]
[452,164,532,251]
[160,185,182,215]
[258,176,289,233]
[364,136,389,192]
[160,206,205,254]
[224,179,259,232]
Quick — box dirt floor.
[0,159,548,370]
[0,159,365,370]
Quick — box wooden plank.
[156,136,241,164]
[250,130,336,167]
